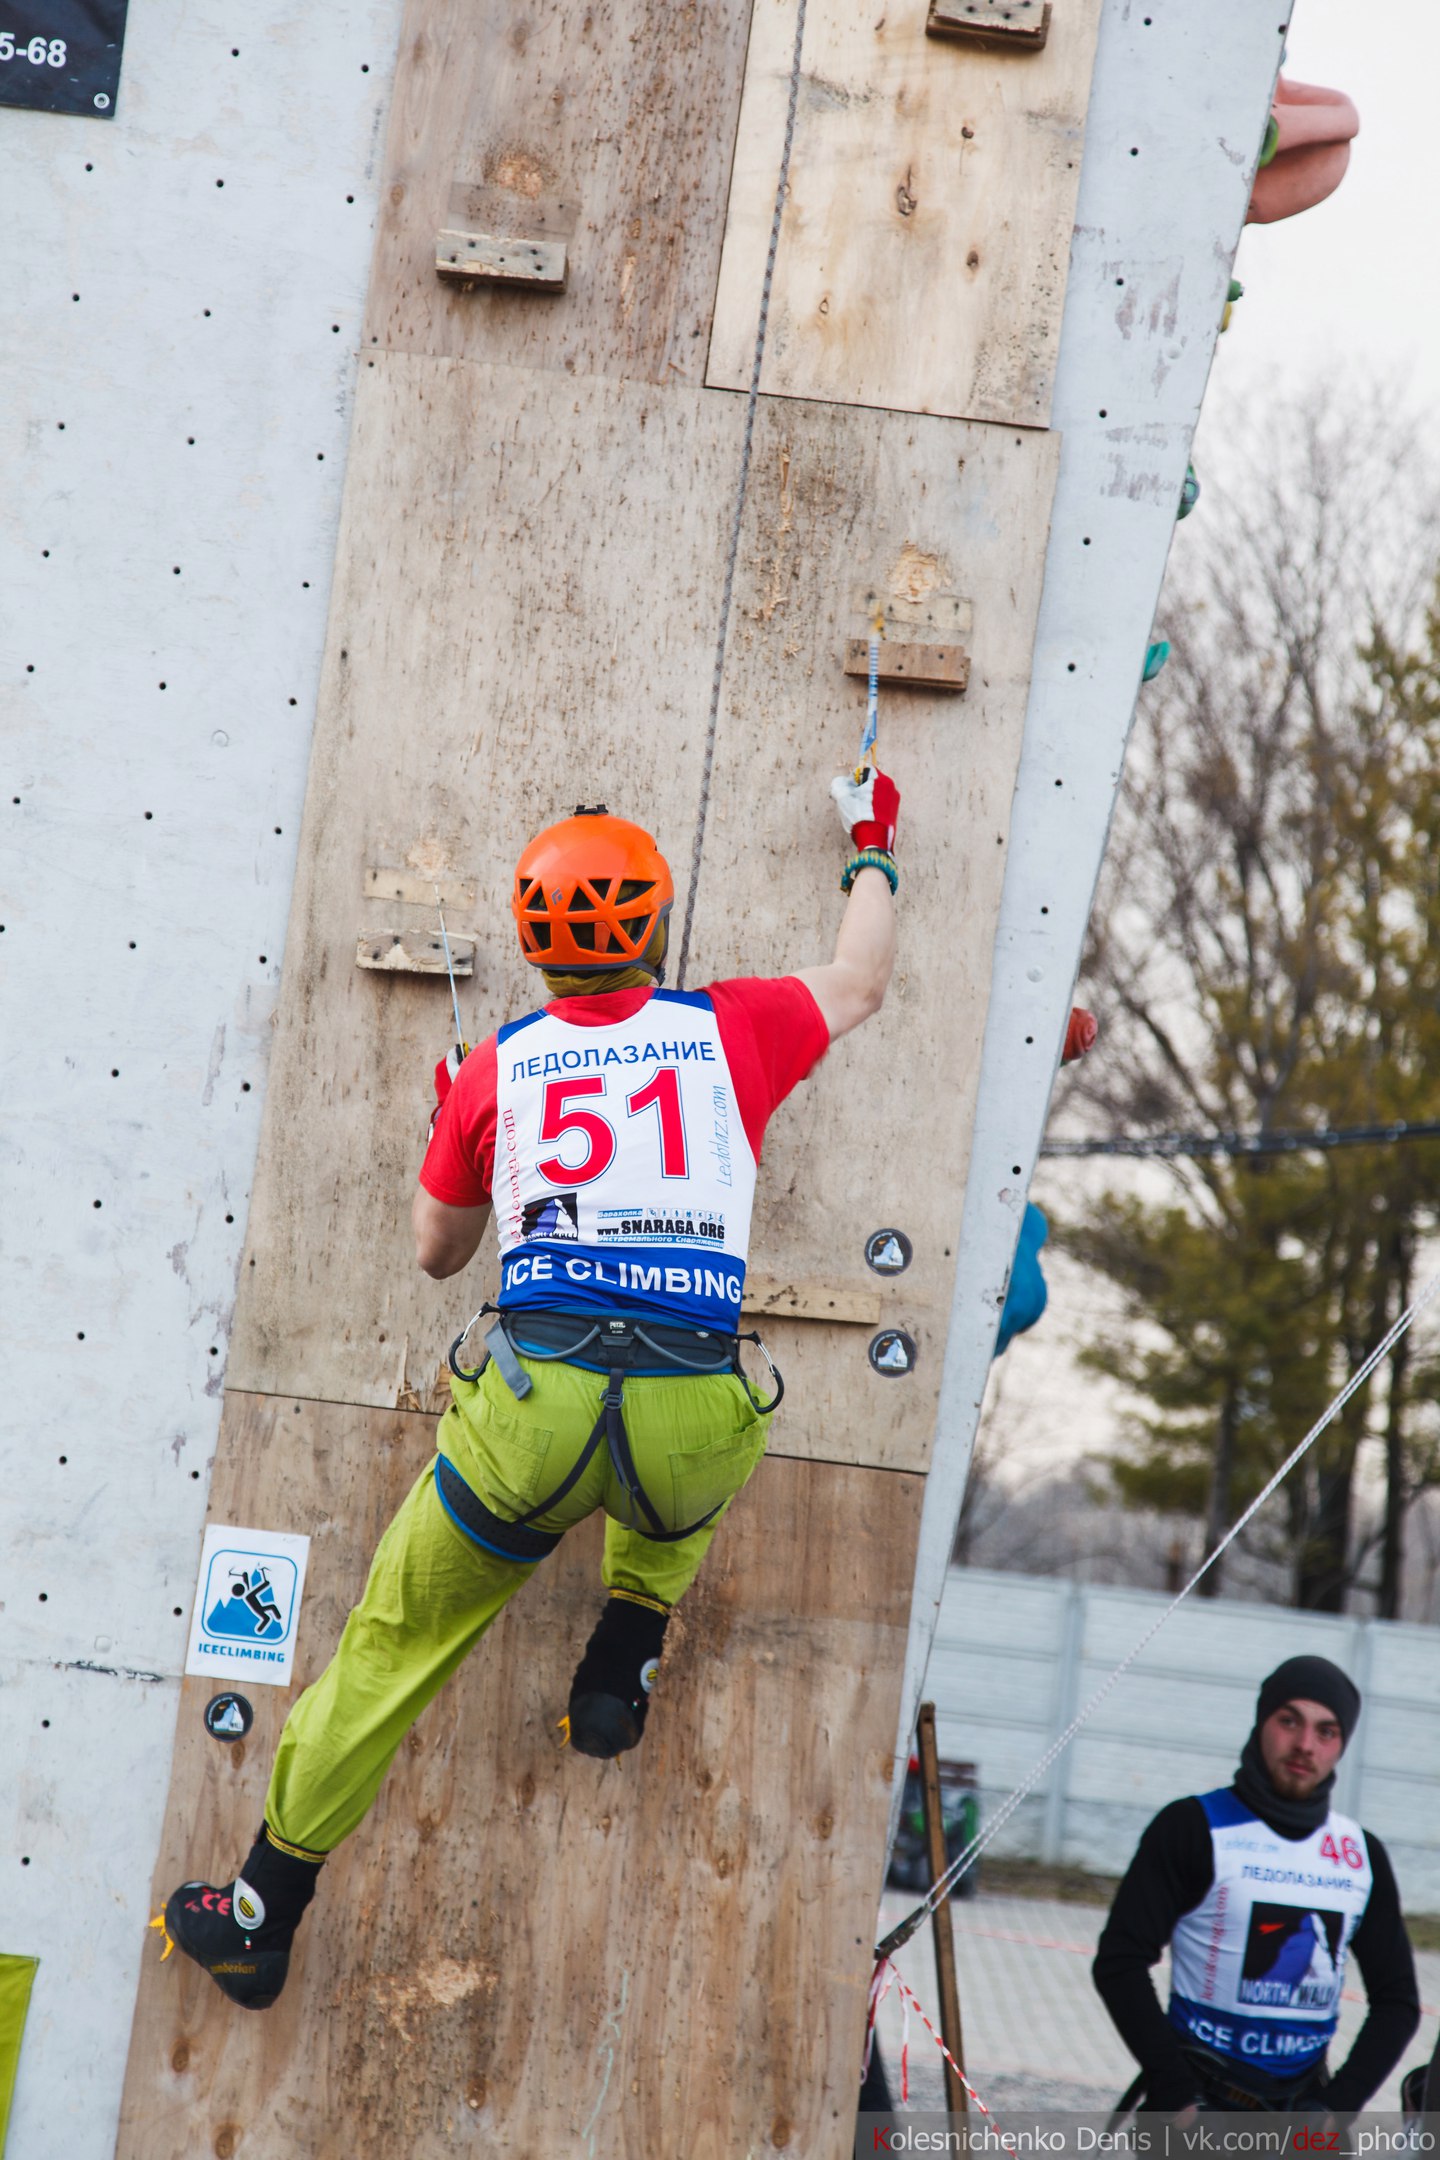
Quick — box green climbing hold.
[1258,113,1280,168]
[1143,640,1170,682]
[1177,463,1200,521]
[1228,278,1244,304]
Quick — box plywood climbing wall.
[121,0,1099,2150]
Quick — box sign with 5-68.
[0,1,130,120]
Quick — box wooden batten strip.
[434,230,568,289]
[843,639,970,693]
[742,1274,882,1326]
[356,930,475,975]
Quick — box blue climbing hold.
[995,1203,1049,1357]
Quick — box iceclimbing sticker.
[184,1524,310,1687]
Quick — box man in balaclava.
[1093,1656,1418,2114]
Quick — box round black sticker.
[204,1691,254,1742]
[865,1228,913,1276]
[868,1329,918,1377]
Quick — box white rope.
[876,1262,1440,1958]
[675,0,809,990]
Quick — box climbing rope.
[875,1261,1440,1961]
[675,0,809,990]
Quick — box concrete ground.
[870,1888,1440,2119]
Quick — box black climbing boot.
[568,1592,670,1760]
[163,1823,322,2010]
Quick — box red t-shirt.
[421,977,829,1208]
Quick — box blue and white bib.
[1168,1789,1372,2078]
[493,989,757,1331]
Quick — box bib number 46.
[537,1068,689,1185]
[1319,1832,1363,1870]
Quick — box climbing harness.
[676,0,810,989]
[876,1261,1440,1961]
[1107,2045,1324,2129]
[441,1304,783,1557]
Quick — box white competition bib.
[493,989,758,1330]
[1168,1789,1372,2078]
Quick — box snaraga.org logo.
[521,1192,580,1240]
[594,1204,726,1244]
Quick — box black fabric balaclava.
[1232,1655,1362,1839]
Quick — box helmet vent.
[616,879,653,904]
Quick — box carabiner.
[447,1305,490,1382]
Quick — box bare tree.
[1056,377,1440,1611]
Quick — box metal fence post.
[1040,1581,1086,1864]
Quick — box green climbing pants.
[264,1351,769,1857]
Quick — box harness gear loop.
[448,1309,533,1397]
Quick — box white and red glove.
[830,767,901,855]
[1062,1007,1097,1063]
[430,1043,466,1130]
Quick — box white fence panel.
[928,1567,1440,1908]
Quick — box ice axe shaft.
[434,887,469,1054]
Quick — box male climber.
[1093,1656,1418,2116]
[162,767,901,2008]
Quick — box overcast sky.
[1012,2,1432,1492]
[1209,0,1435,432]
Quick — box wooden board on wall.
[683,399,1060,1468]
[708,0,1104,424]
[118,1392,922,2159]
[363,0,755,386]
[225,351,1059,1474]
[225,351,736,1412]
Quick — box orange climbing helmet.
[512,806,674,975]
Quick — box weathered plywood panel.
[708,0,1103,423]
[364,0,754,384]
[685,403,1060,1469]
[226,353,1058,1477]
[226,352,735,1412]
[118,1393,922,2160]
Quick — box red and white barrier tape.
[867,1956,1015,2149]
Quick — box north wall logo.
[1239,1903,1345,2009]
[185,1523,310,1688]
